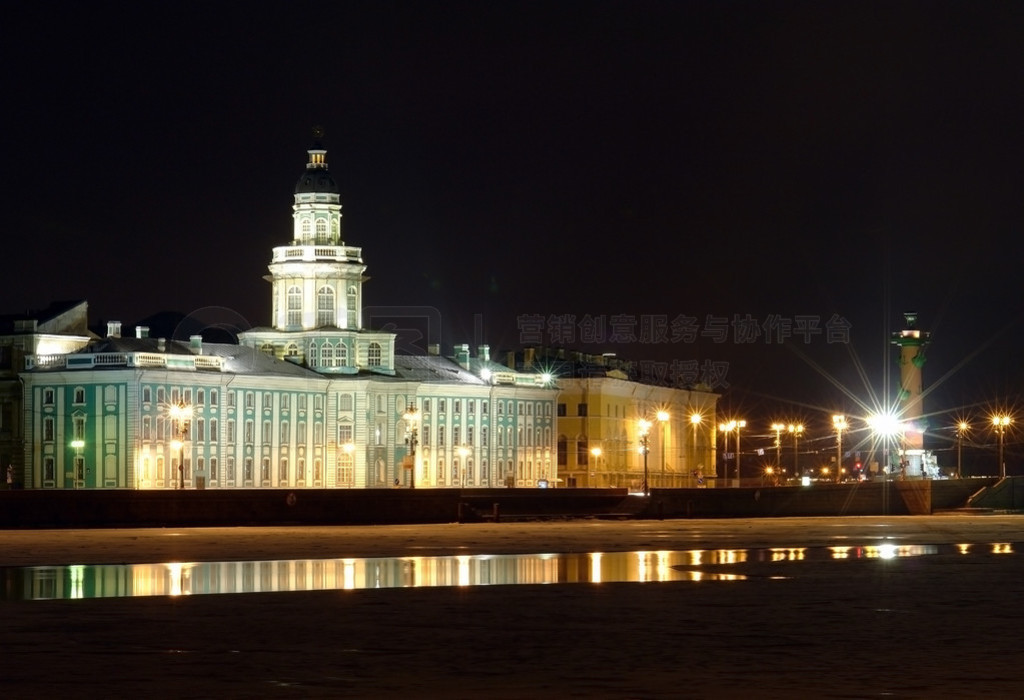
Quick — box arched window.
[316,286,335,327]
[368,342,382,367]
[301,218,312,240]
[315,218,327,242]
[321,343,334,367]
[287,286,302,327]
[346,286,358,327]
[337,343,348,367]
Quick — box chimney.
[524,347,535,369]
[455,343,471,370]
[190,334,203,354]
[157,338,166,352]
[135,326,149,339]
[507,350,517,369]
[478,344,490,362]
[107,321,122,338]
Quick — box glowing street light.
[591,447,603,489]
[70,439,85,489]
[956,421,969,479]
[403,404,420,488]
[772,423,785,474]
[788,424,804,476]
[657,410,670,488]
[719,420,745,486]
[832,415,847,483]
[638,418,652,496]
[458,445,471,487]
[691,413,703,486]
[168,402,192,490]
[992,415,1011,478]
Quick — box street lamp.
[788,424,804,476]
[992,415,1011,478]
[956,421,969,479]
[590,447,602,488]
[656,410,670,488]
[168,402,192,490]
[772,423,785,475]
[458,445,470,487]
[403,404,420,488]
[638,418,652,496]
[690,413,703,486]
[832,415,847,483]
[719,420,745,486]
[70,439,85,489]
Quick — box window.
[423,399,431,413]
[281,394,290,411]
[210,389,218,406]
[226,456,235,483]
[142,416,152,441]
[210,457,218,483]
[557,403,567,417]
[73,387,85,404]
[454,400,461,414]
[482,401,488,415]
[301,218,312,239]
[454,427,461,446]
[43,457,55,482]
[321,344,334,367]
[577,403,588,417]
[244,420,254,444]
[481,426,488,445]
[43,388,55,405]
[298,395,307,412]
[314,395,323,412]
[43,417,54,442]
[226,419,235,443]
[142,386,152,404]
[438,425,446,447]
[467,426,474,446]
[157,387,166,404]
[439,399,446,413]
[338,424,353,445]
[280,421,290,443]
[196,418,205,442]
[245,392,254,409]
[339,394,353,411]
[577,437,589,465]
[261,457,270,482]
[368,342,382,367]
[423,424,431,445]
[337,343,347,366]
[262,421,272,444]
[557,436,567,465]
[227,390,235,408]
[287,286,302,327]
[497,401,504,416]
[279,457,289,484]
[197,389,205,406]
[73,416,85,441]
[317,286,335,327]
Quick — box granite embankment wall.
[0,478,1007,528]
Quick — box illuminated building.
[14,138,555,489]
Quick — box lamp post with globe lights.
[772,423,785,476]
[992,415,1011,478]
[168,401,192,490]
[403,404,420,488]
[656,410,670,487]
[788,424,804,477]
[638,419,652,496]
[956,421,969,479]
[832,415,847,483]
[690,413,703,486]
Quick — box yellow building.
[536,351,719,489]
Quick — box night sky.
[4,1,1024,454]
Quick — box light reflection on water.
[0,542,1013,602]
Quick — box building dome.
[294,140,339,195]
